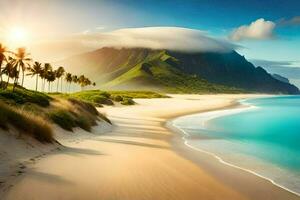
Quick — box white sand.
[2,94,300,200]
[0,120,112,196]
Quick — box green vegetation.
[0,102,53,143]
[121,98,135,105]
[104,55,244,94]
[61,47,298,94]
[0,86,51,106]
[0,87,110,143]
[0,42,110,143]
[109,91,168,98]
[149,63,243,93]
[48,98,103,132]
[52,90,168,106]
[48,110,76,131]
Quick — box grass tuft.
[0,102,53,143]
[0,87,51,106]
[48,98,102,131]
[50,90,168,107]
[121,98,135,105]
[48,110,76,131]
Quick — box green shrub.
[75,116,92,131]
[48,110,76,131]
[0,88,50,106]
[90,95,108,104]
[48,99,102,132]
[88,95,113,105]
[112,95,123,102]
[99,91,111,98]
[109,91,168,99]
[121,98,135,105]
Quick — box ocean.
[171,96,300,195]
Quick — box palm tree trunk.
[13,77,17,91]
[57,79,59,92]
[0,60,3,88]
[43,79,45,92]
[35,75,38,91]
[61,77,63,92]
[0,72,2,88]
[6,76,9,90]
[21,70,25,87]
[41,78,43,91]
[15,65,21,87]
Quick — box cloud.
[31,27,238,62]
[74,27,238,52]
[229,18,276,41]
[278,16,300,27]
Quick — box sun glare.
[7,27,29,47]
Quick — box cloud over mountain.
[31,27,238,61]
[75,27,237,52]
[229,18,275,41]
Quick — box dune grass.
[0,102,53,143]
[51,90,168,106]
[121,98,135,105]
[109,90,168,99]
[48,98,110,132]
[0,88,111,142]
[0,86,51,106]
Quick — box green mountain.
[59,47,299,94]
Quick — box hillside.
[272,74,290,83]
[58,47,299,94]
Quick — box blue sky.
[0,0,299,84]
[51,0,300,62]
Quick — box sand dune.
[3,94,300,200]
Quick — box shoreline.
[166,98,300,197]
[3,94,300,200]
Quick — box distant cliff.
[272,74,290,83]
[58,47,299,94]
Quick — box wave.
[167,101,300,197]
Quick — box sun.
[7,27,29,47]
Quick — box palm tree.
[0,43,7,88]
[86,78,92,86]
[65,73,72,93]
[72,75,78,92]
[45,69,56,93]
[11,48,31,89]
[55,66,65,92]
[27,61,42,91]
[41,63,52,92]
[78,75,86,91]
[2,59,16,89]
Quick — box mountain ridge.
[58,47,299,94]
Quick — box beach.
[2,94,300,200]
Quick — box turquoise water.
[172,96,300,194]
